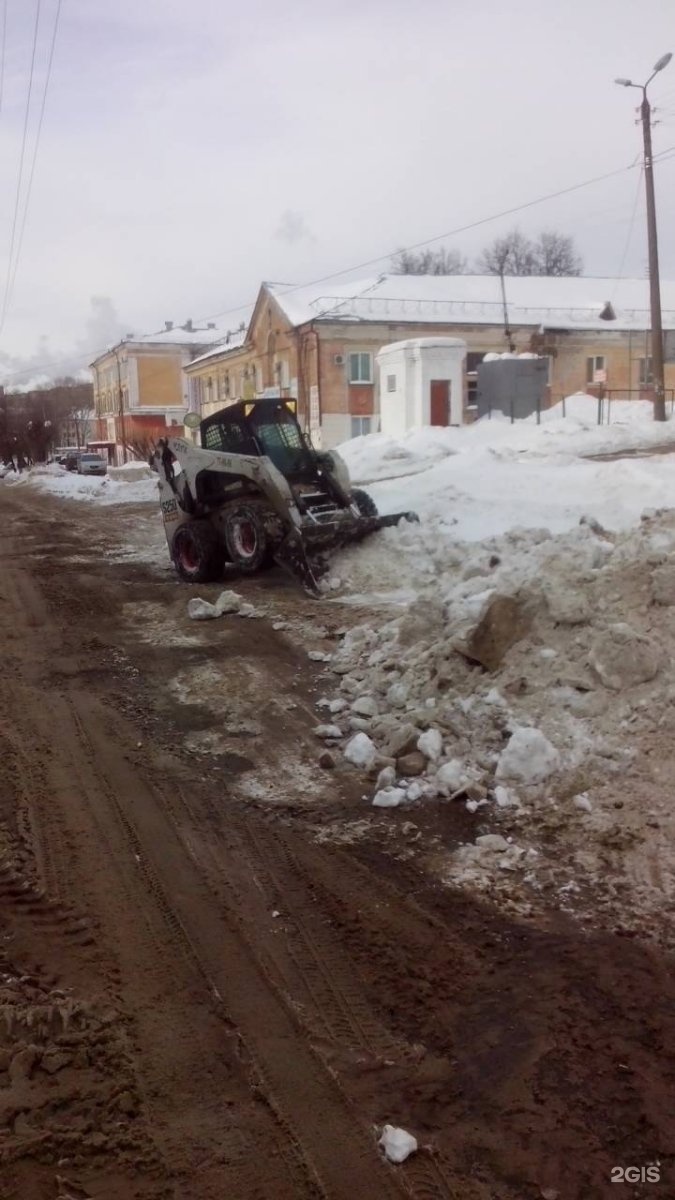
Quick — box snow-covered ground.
[339,396,675,543]
[3,395,674,535]
[2,462,158,505]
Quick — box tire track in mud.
[146,781,466,1200]
[157,779,403,1056]
[0,552,311,1196]
[47,693,306,1200]
[0,492,511,1198]
[34,688,405,1200]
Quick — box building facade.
[183,276,675,448]
[90,322,221,463]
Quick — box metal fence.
[552,390,675,424]
[481,389,675,425]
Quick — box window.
[217,372,230,402]
[351,416,372,437]
[466,352,487,408]
[639,357,653,386]
[348,352,372,384]
[274,359,290,388]
[466,351,485,373]
[586,355,606,384]
[386,374,396,392]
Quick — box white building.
[376,337,467,436]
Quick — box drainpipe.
[313,326,321,440]
[113,345,128,463]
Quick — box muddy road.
[0,485,673,1200]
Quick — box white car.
[77,453,107,477]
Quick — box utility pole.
[641,90,666,420]
[499,272,516,353]
[616,52,672,422]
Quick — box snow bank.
[314,506,675,941]
[338,395,675,489]
[1,464,157,505]
[109,462,154,483]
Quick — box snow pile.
[339,426,458,483]
[314,507,675,940]
[108,461,154,482]
[339,394,675,488]
[330,438,675,582]
[0,463,157,505]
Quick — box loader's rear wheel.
[351,487,378,518]
[172,521,225,583]
[222,504,271,574]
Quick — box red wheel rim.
[177,535,199,571]
[234,519,257,559]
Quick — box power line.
[3,0,62,334]
[0,0,42,339]
[192,155,664,326]
[611,168,644,300]
[4,147,675,383]
[0,0,7,118]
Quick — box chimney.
[183,318,194,332]
[164,320,174,332]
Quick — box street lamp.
[615,52,672,421]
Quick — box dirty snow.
[2,463,157,505]
[314,495,675,946]
[378,1125,418,1164]
[187,590,245,620]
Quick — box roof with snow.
[188,327,248,365]
[266,275,675,333]
[130,324,222,347]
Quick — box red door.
[430,379,450,426]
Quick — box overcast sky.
[0,0,674,381]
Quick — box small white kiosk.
[376,337,466,436]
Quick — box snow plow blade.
[274,510,419,596]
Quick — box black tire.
[172,521,225,583]
[222,503,271,573]
[351,487,378,518]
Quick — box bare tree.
[0,379,94,463]
[532,230,582,276]
[391,246,469,275]
[476,227,583,276]
[475,228,537,276]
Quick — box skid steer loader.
[152,397,417,594]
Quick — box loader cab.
[200,399,315,481]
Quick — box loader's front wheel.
[351,487,378,518]
[172,521,225,583]
[222,504,271,573]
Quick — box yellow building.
[90,321,222,463]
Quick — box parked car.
[77,453,107,476]
[64,452,80,471]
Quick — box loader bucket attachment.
[274,531,323,596]
[273,511,419,596]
